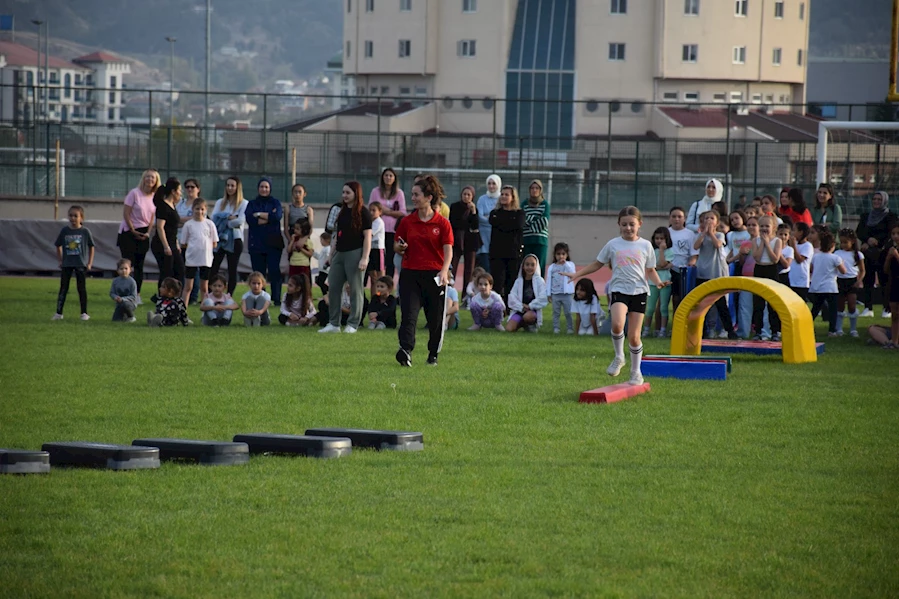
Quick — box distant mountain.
[0,0,890,92]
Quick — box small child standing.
[667,206,698,311]
[110,258,138,322]
[694,211,738,339]
[180,198,219,306]
[809,230,847,336]
[147,277,189,327]
[313,231,332,295]
[279,273,316,326]
[288,221,314,281]
[468,272,506,331]
[572,279,603,336]
[242,271,272,326]
[834,228,866,336]
[644,227,674,338]
[53,205,95,321]
[751,215,783,341]
[506,254,547,332]
[776,224,794,287]
[788,222,814,301]
[367,201,386,296]
[545,242,576,334]
[465,266,487,309]
[201,274,238,326]
[367,275,398,329]
[565,206,669,385]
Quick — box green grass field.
[1,277,897,598]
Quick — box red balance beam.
[579,382,652,404]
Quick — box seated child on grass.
[242,271,272,326]
[573,278,603,336]
[468,272,505,331]
[506,253,547,332]
[279,273,316,326]
[147,277,189,327]
[110,258,138,322]
[367,275,397,329]
[200,274,239,326]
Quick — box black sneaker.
[426,353,438,366]
[395,348,412,367]
[728,331,740,340]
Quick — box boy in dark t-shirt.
[53,205,95,321]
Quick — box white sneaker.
[318,324,341,333]
[80,313,90,321]
[135,294,143,306]
[849,330,859,337]
[773,332,782,341]
[629,373,644,386]
[344,326,357,334]
[761,334,771,341]
[125,316,136,323]
[882,310,892,318]
[859,309,874,317]
[717,330,729,339]
[51,313,63,321]
[835,330,844,337]
[367,322,377,329]
[654,330,666,338]
[607,357,625,377]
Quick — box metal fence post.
[166,126,172,176]
[634,140,640,205]
[262,94,268,175]
[377,99,382,172]
[148,91,153,168]
[753,141,759,197]
[606,104,612,209]
[517,137,524,192]
[283,132,289,198]
[492,101,497,172]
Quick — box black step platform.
[304,428,423,451]
[233,433,352,459]
[132,438,249,466]
[42,442,160,471]
[0,448,51,474]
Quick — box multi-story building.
[342,0,810,145]
[0,41,131,124]
[324,52,355,110]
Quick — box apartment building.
[342,0,810,144]
[0,41,131,124]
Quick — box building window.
[772,47,782,65]
[733,46,746,64]
[346,41,351,58]
[457,39,477,57]
[682,44,698,62]
[64,73,71,98]
[611,0,627,14]
[734,0,747,16]
[399,86,411,95]
[365,0,374,11]
[364,40,373,58]
[799,2,805,19]
[662,91,678,102]
[109,91,116,103]
[75,74,82,85]
[463,0,477,12]
[108,108,115,120]
[370,86,377,95]
[110,76,117,88]
[684,0,699,15]
[774,1,783,17]
[380,86,390,95]
[751,93,762,104]
[400,0,411,10]
[730,91,743,103]
[797,49,803,66]
[608,43,625,61]
[399,40,411,57]
[713,93,727,103]
[684,92,700,102]
[765,93,774,103]
[414,86,427,96]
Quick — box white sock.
[612,332,625,360]
[630,344,643,374]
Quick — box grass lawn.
[1,276,897,598]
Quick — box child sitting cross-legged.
[468,272,505,331]
[110,258,138,322]
[506,253,547,332]
[147,277,189,327]
[242,271,272,326]
[201,273,239,326]
[367,275,397,329]
[278,273,316,326]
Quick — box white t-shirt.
[834,249,863,279]
[754,237,780,265]
[726,230,751,261]
[668,227,698,269]
[597,236,656,295]
[779,245,794,275]
[789,241,814,288]
[573,296,601,335]
[181,218,219,267]
[809,252,843,294]
[371,216,385,249]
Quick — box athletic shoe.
[396,347,412,367]
[495,325,505,331]
[125,316,136,323]
[642,327,650,337]
[318,324,341,333]
[185,318,194,325]
[467,324,481,331]
[772,332,782,341]
[344,326,357,334]
[51,313,63,321]
[752,335,763,341]
[849,330,859,337]
[827,331,840,337]
[135,295,143,306]
[553,328,560,334]
[728,331,740,340]
[882,310,892,318]
[717,330,729,339]
[761,334,771,341]
[628,373,644,386]
[859,309,874,317]
[80,313,90,321]
[834,330,844,337]
[606,357,625,377]
[427,353,438,366]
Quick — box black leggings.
[810,292,838,332]
[57,267,87,314]
[150,240,185,287]
[210,239,244,295]
[490,256,519,307]
[696,277,734,333]
[752,264,782,335]
[861,251,887,312]
[398,269,447,356]
[117,228,150,293]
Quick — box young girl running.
[506,253,547,332]
[882,225,899,348]
[545,243,576,334]
[694,211,738,339]
[834,228,865,337]
[279,273,316,326]
[572,279,603,336]
[564,206,669,385]
[643,227,673,338]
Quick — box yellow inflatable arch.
[669,277,818,364]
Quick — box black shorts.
[837,277,856,296]
[186,266,210,280]
[609,292,648,314]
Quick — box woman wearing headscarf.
[856,191,897,317]
[686,179,723,233]
[522,179,551,273]
[476,174,502,272]
[246,176,284,303]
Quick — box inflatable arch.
[670,277,818,364]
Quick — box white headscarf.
[486,174,502,199]
[704,178,724,203]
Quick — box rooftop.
[0,40,87,70]
[74,51,129,64]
